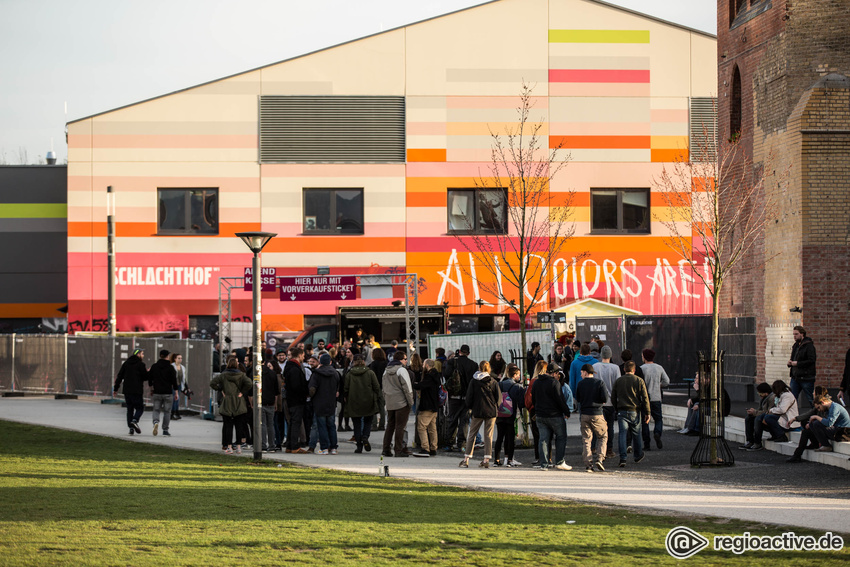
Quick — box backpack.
[446,366,463,397]
[524,377,536,411]
[497,391,514,417]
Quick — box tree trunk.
[709,289,720,463]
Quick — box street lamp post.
[236,231,277,461]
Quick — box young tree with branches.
[654,126,783,463]
[450,83,584,371]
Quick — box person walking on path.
[148,349,178,437]
[568,344,596,400]
[344,355,381,453]
[210,357,252,454]
[113,348,148,435]
[612,361,651,468]
[458,361,500,469]
[413,359,442,457]
[382,351,414,458]
[639,349,670,450]
[168,352,186,421]
[788,325,817,407]
[530,362,572,471]
[493,364,524,467]
[308,354,340,455]
[442,344,478,452]
[593,346,620,459]
[575,364,609,472]
[284,346,310,454]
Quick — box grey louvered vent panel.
[689,97,717,162]
[259,96,405,163]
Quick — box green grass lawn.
[0,420,845,566]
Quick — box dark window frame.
[589,188,651,235]
[156,188,219,235]
[302,187,365,235]
[446,188,509,235]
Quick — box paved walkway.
[2,396,849,534]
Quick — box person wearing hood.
[210,357,252,454]
[788,325,817,407]
[458,361,500,468]
[382,350,414,457]
[569,344,596,397]
[308,354,341,455]
[531,362,572,471]
[113,348,148,435]
[413,359,442,457]
[344,355,381,453]
[148,349,178,437]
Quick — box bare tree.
[654,124,784,464]
[15,147,30,165]
[450,83,585,369]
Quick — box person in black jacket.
[369,348,388,431]
[284,346,309,453]
[413,359,442,457]
[574,364,608,472]
[493,364,524,467]
[309,354,340,454]
[147,349,178,437]
[788,325,816,406]
[839,338,850,407]
[442,344,479,451]
[261,351,280,452]
[113,348,148,435]
[458,361,499,469]
[531,362,572,471]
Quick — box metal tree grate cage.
[690,351,735,467]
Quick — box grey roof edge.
[67,0,716,125]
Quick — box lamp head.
[236,231,277,253]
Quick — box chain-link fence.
[0,334,214,412]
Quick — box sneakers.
[354,446,363,454]
[329,448,338,455]
[153,422,159,436]
[618,460,626,468]
[479,460,489,468]
[292,447,309,454]
[163,430,171,437]
[474,442,485,449]
[595,461,606,472]
[816,446,834,452]
[363,440,372,452]
[224,446,233,454]
[381,450,393,457]
[676,428,690,434]
[459,460,469,468]
[739,442,754,450]
[586,465,594,473]
[626,446,632,454]
[634,454,646,464]
[235,445,242,455]
[747,444,764,451]
[654,433,663,449]
[429,450,437,457]
[509,459,522,467]
[786,455,803,463]
[413,450,430,458]
[316,449,329,455]
[128,428,135,435]
[131,421,141,434]
[491,459,502,466]
[555,462,572,471]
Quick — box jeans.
[171,388,180,413]
[601,406,616,455]
[494,417,515,461]
[384,406,411,454]
[352,416,373,445]
[151,393,172,432]
[314,415,337,450]
[446,398,469,448]
[761,413,789,440]
[809,420,835,449]
[287,404,305,450]
[641,400,663,445]
[745,413,765,444]
[617,410,643,462]
[261,406,276,450]
[536,415,567,467]
[790,379,815,406]
[124,393,145,427]
[792,425,821,456]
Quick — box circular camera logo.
[666,526,709,559]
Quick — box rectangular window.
[303,188,364,234]
[447,189,508,234]
[590,189,650,234]
[157,188,218,235]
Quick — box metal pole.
[107,186,117,336]
[10,333,15,391]
[64,333,68,394]
[252,252,263,461]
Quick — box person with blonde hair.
[458,360,499,468]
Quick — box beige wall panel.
[646,26,692,98]
[264,252,407,266]
[650,97,689,110]
[93,90,259,123]
[551,97,651,123]
[407,135,448,149]
[90,162,260,178]
[91,121,258,136]
[407,108,449,122]
[650,122,689,136]
[406,0,549,96]
[548,42,650,59]
[260,30,405,95]
[107,237,253,254]
[407,96,448,109]
[564,149,650,162]
[690,34,718,97]
[221,191,260,209]
[69,238,99,254]
[90,148,258,163]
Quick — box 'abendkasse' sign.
[278,275,356,301]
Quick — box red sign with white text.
[244,267,277,292]
[279,275,356,301]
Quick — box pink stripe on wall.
[549,69,650,83]
[651,109,689,122]
[262,164,405,178]
[407,122,448,135]
[261,222,407,238]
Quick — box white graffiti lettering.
[115,267,216,286]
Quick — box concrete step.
[663,403,850,471]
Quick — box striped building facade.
[66,0,717,335]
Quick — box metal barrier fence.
[0,334,214,412]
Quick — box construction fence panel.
[625,315,712,387]
[0,335,12,390]
[185,340,214,412]
[67,336,113,396]
[13,335,66,393]
[575,316,626,365]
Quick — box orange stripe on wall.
[407,149,447,162]
[651,149,689,162]
[0,304,67,318]
[550,135,650,149]
[406,192,445,207]
[68,222,262,238]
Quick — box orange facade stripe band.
[550,135,650,150]
[651,149,689,162]
[407,149,447,162]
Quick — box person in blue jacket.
[569,343,596,396]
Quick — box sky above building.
[0,0,716,164]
